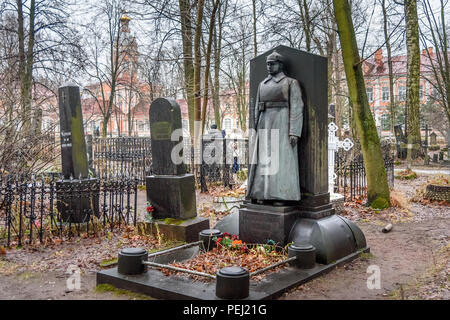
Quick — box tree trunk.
[252,0,258,57]
[381,0,396,139]
[201,0,220,134]
[405,0,421,168]
[193,0,205,162]
[298,0,312,52]
[333,0,390,208]
[179,0,195,138]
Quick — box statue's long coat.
[246,72,304,201]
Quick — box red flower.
[223,232,231,238]
[231,234,238,240]
[146,206,154,213]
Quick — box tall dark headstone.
[248,45,330,215]
[146,98,209,242]
[240,46,367,264]
[146,98,195,220]
[56,86,99,223]
[58,86,89,179]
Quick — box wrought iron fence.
[91,137,152,183]
[91,136,249,189]
[0,174,138,247]
[334,153,395,201]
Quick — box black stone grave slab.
[239,204,299,245]
[96,246,369,300]
[57,86,99,222]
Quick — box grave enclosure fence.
[90,136,250,190]
[0,174,138,247]
[334,152,395,201]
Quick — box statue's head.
[266,51,284,75]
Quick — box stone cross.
[58,85,89,179]
[328,122,354,194]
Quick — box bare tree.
[419,0,450,144]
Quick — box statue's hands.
[289,135,299,146]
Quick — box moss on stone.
[95,284,152,300]
[369,196,390,209]
[162,218,184,226]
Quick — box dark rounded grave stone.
[118,247,148,275]
[216,266,249,300]
[199,229,223,251]
[288,243,316,269]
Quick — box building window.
[382,87,389,101]
[398,86,406,101]
[366,87,373,102]
[224,118,232,131]
[380,114,390,131]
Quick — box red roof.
[363,49,448,78]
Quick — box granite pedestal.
[147,216,209,243]
[146,174,196,220]
[239,203,300,245]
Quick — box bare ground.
[0,172,448,300]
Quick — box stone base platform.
[146,217,209,243]
[96,247,369,300]
[239,204,300,246]
[146,174,196,220]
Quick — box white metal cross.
[328,122,354,194]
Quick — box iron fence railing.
[0,174,138,247]
[334,153,394,201]
[91,137,152,183]
[91,137,249,189]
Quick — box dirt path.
[282,217,449,300]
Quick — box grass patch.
[99,258,118,268]
[161,218,185,226]
[95,284,153,300]
[359,252,375,261]
[395,169,417,180]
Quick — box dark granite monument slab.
[146,174,196,219]
[242,46,368,263]
[249,45,330,212]
[148,217,209,243]
[239,203,299,245]
[146,98,196,220]
[57,85,99,222]
[146,98,207,241]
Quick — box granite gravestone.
[430,132,437,146]
[56,85,99,223]
[146,98,208,242]
[239,46,367,264]
[146,98,195,219]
